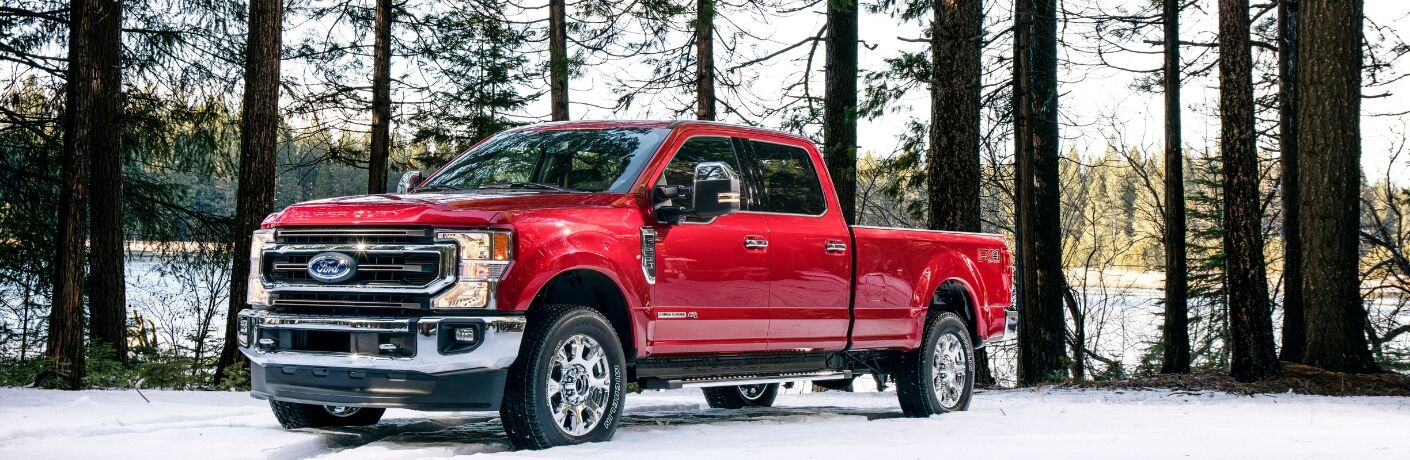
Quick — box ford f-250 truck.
[237,120,1016,449]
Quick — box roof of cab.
[515,120,814,145]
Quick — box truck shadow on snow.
[288,406,906,456]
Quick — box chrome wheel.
[546,334,612,437]
[323,406,361,417]
[738,384,769,400]
[931,332,967,409]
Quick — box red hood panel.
[265,192,637,228]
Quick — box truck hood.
[263,192,637,228]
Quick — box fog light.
[454,327,477,343]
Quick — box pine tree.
[1014,0,1068,385]
[367,0,392,194]
[825,0,859,224]
[214,0,284,385]
[1160,0,1190,375]
[695,0,716,120]
[1277,0,1305,364]
[548,0,569,121]
[1297,0,1376,373]
[1218,0,1278,382]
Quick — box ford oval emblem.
[307,252,357,283]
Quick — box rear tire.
[703,383,779,408]
[894,312,974,417]
[268,401,385,429]
[501,304,627,450]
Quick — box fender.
[501,228,649,354]
[906,248,990,346]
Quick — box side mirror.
[690,162,741,218]
[397,171,423,193]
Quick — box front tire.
[894,312,974,416]
[501,304,627,450]
[268,401,385,429]
[703,383,779,408]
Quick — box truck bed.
[848,226,1013,350]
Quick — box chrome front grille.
[272,292,425,309]
[265,252,441,286]
[274,227,432,245]
[261,227,458,310]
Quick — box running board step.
[640,370,852,390]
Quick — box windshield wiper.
[477,182,581,193]
[413,184,470,193]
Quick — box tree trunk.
[43,0,95,390]
[928,0,988,384]
[214,0,283,385]
[1013,0,1067,386]
[1219,0,1279,382]
[549,0,569,121]
[928,0,981,233]
[694,0,715,120]
[86,0,126,366]
[367,0,391,194]
[1277,0,1305,363]
[1297,0,1376,373]
[1160,0,1190,374]
[824,0,858,224]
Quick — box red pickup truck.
[237,120,1015,449]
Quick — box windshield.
[418,127,671,193]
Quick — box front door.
[648,135,771,355]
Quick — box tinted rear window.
[751,141,825,215]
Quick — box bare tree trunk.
[1277,0,1305,363]
[695,0,715,120]
[1013,0,1067,386]
[549,0,569,121]
[928,0,981,233]
[1160,0,1190,374]
[824,0,858,224]
[928,0,989,384]
[367,0,391,194]
[1219,0,1279,382]
[1297,0,1376,373]
[214,0,283,385]
[44,0,95,390]
[86,0,126,366]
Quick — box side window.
[751,141,826,215]
[661,136,749,210]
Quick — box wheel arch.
[928,278,984,346]
[528,268,638,360]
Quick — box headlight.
[433,231,511,309]
[246,229,274,306]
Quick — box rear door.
[745,139,851,351]
[647,135,772,355]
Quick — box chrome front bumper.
[237,310,525,410]
[237,310,525,374]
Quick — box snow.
[2,387,1407,459]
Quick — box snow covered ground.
[1,386,1406,460]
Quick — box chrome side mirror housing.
[690,162,741,218]
[397,171,423,193]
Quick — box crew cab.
[237,120,1016,449]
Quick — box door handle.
[744,236,769,249]
[825,241,847,253]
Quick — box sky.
[510,0,1410,183]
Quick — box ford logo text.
[307,252,357,283]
